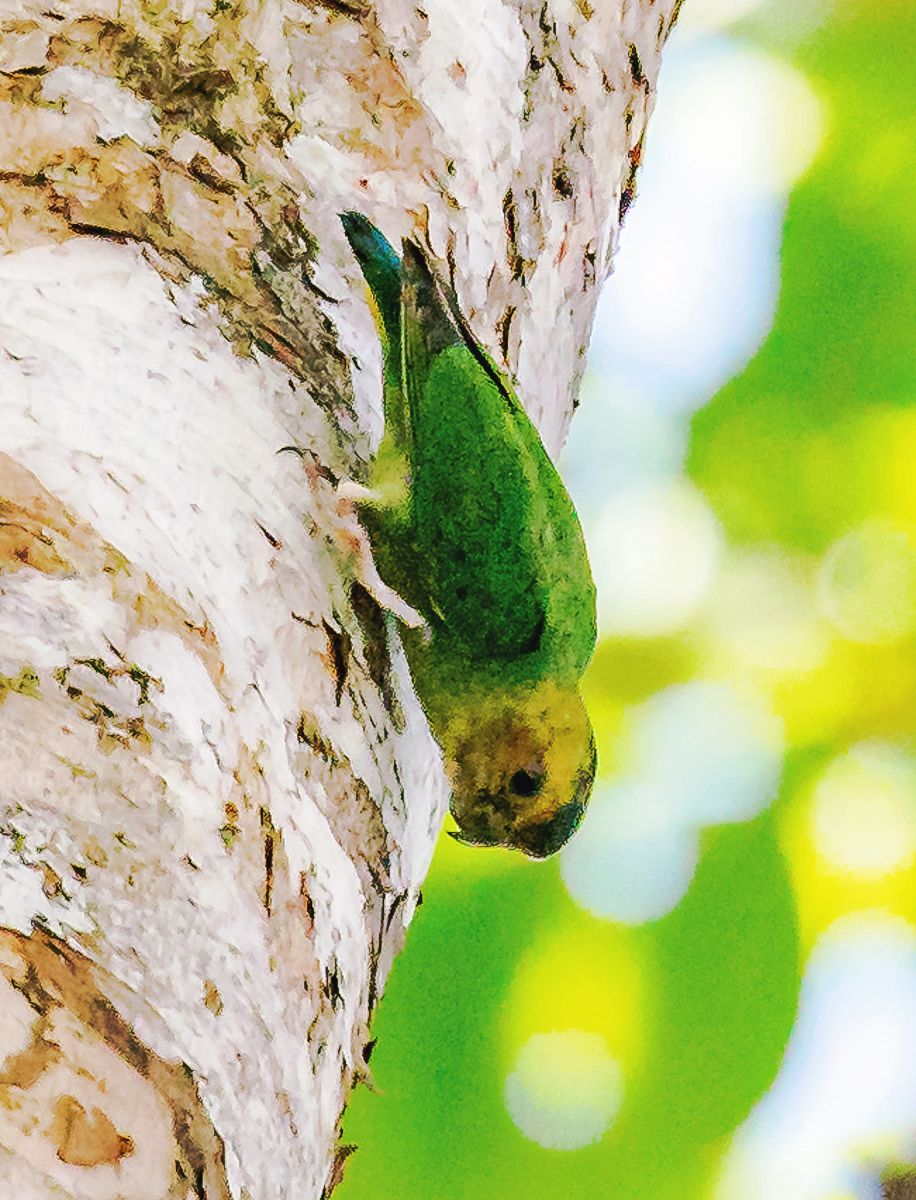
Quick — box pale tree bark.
[0,1,679,1196]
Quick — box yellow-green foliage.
[340,2,916,1197]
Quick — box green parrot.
[340,212,597,858]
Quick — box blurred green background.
[340,0,916,1196]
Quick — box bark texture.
[0,1,679,1195]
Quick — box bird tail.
[340,212,402,357]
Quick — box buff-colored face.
[443,682,596,858]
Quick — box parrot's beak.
[447,829,499,849]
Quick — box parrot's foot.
[348,541,426,629]
[333,483,425,628]
[282,445,425,630]
[335,480,380,505]
[337,472,408,513]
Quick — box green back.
[401,243,596,674]
[340,215,596,679]
[408,344,549,660]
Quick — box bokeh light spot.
[705,550,828,672]
[665,49,824,198]
[716,914,916,1200]
[810,744,916,880]
[561,382,686,522]
[504,1031,623,1151]
[591,41,825,410]
[818,521,916,643]
[560,683,783,923]
[590,483,722,637]
[627,681,785,826]
[560,782,699,924]
[676,0,770,36]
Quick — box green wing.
[401,241,582,664]
[526,432,597,677]
[341,216,596,675]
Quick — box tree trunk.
[0,1,679,1195]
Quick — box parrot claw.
[333,481,426,628]
[336,480,380,505]
[338,510,426,628]
[359,568,427,630]
[284,448,426,630]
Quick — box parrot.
[340,212,597,858]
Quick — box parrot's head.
[443,682,596,858]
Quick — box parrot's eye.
[509,769,544,798]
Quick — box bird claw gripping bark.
[280,445,426,630]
